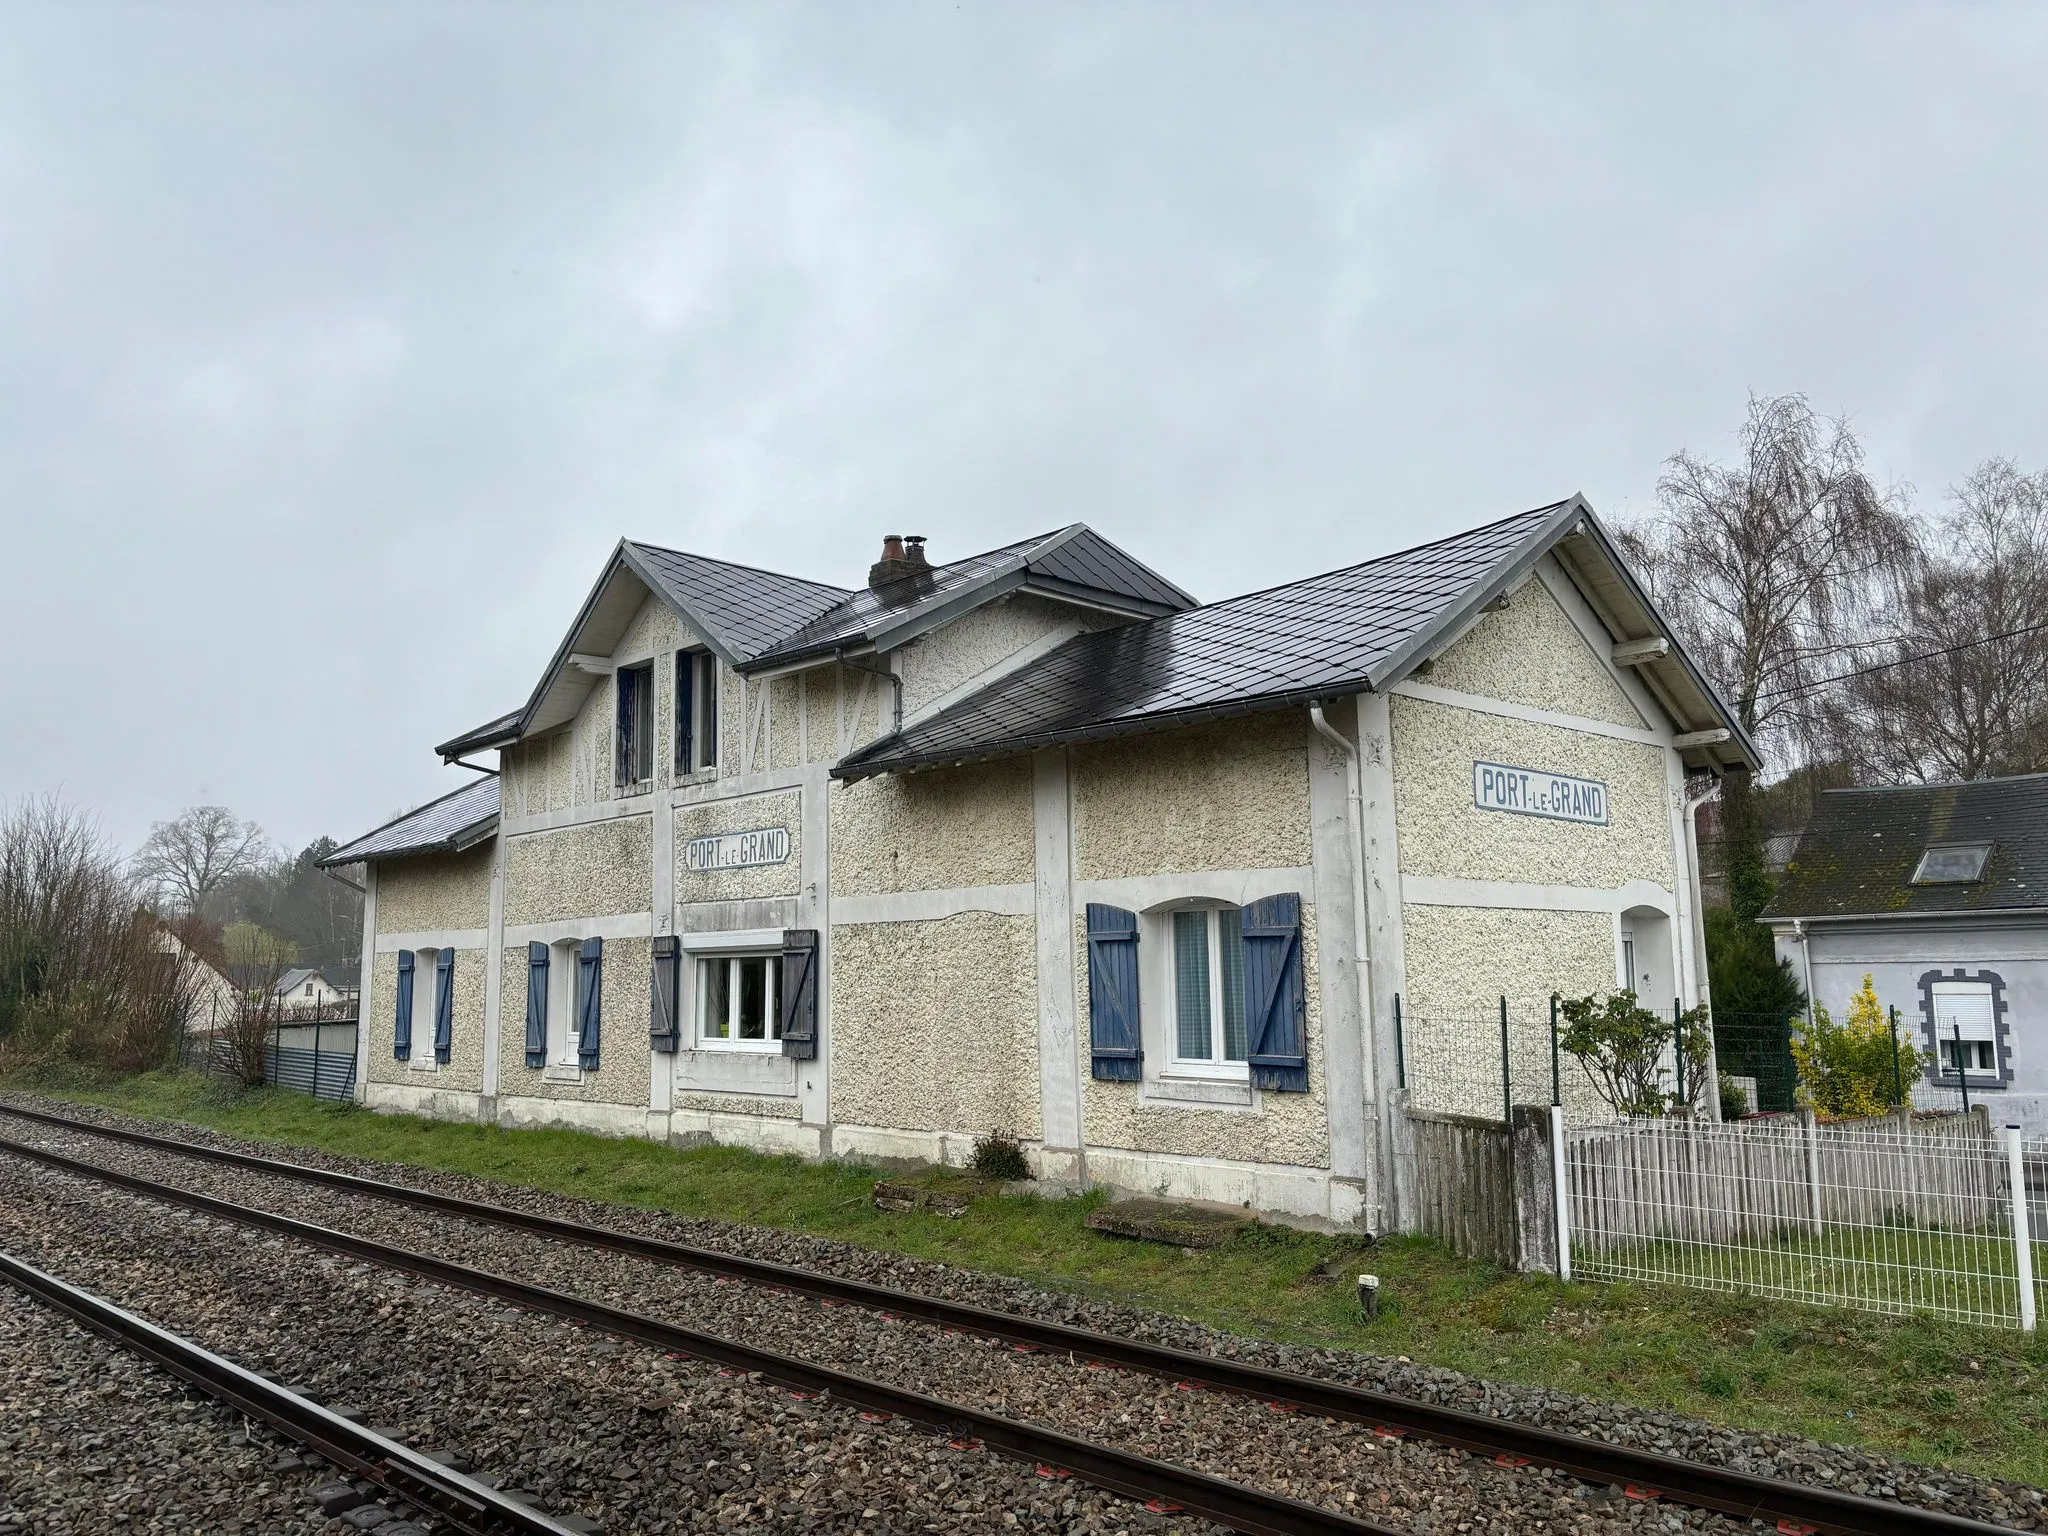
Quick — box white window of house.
[410,948,439,1069]
[1931,981,1998,1074]
[547,939,585,1067]
[697,953,779,1050]
[1169,907,1247,1073]
[676,650,719,776]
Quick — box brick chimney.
[868,533,931,589]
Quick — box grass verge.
[9,1066,2047,1489]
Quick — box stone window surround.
[1916,967,2013,1089]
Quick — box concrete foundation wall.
[1072,712,1312,881]
[829,910,1043,1140]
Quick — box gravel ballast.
[4,1095,2044,1533]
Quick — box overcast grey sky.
[5,4,2045,855]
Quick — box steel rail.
[0,1246,580,1536]
[0,1135,1395,1536]
[0,1101,2013,1536]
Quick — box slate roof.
[622,544,851,664]
[743,525,1192,669]
[1763,774,2048,921]
[835,498,1579,779]
[318,777,501,867]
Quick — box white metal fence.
[1562,1110,2045,1330]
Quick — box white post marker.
[1551,1103,1572,1283]
[2010,1125,2036,1333]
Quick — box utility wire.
[1751,616,2048,702]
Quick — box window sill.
[696,1038,785,1055]
[405,1057,440,1074]
[543,1062,585,1084]
[615,779,655,799]
[1144,1073,1254,1108]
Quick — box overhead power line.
[1752,617,2048,703]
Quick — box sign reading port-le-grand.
[682,826,792,872]
[1471,762,1610,826]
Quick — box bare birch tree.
[132,806,268,917]
[1847,458,2048,782]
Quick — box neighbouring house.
[153,927,239,1035]
[1765,774,2048,1134]
[273,968,353,1013]
[320,497,1753,1230]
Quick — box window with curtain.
[1170,907,1247,1069]
[697,953,781,1049]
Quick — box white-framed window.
[546,938,585,1067]
[1169,907,1247,1074]
[676,650,719,776]
[409,948,439,1071]
[1930,980,1998,1075]
[696,953,780,1050]
[1912,843,1992,885]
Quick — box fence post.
[1510,1105,1558,1274]
[1549,994,1561,1107]
[1954,1021,1972,1117]
[313,1021,324,1101]
[1888,1006,1904,1107]
[1779,1011,1795,1113]
[1551,1103,1572,1283]
[1672,998,1685,1112]
[2010,1124,2037,1332]
[1800,1105,1824,1238]
[1499,997,1511,1123]
[1393,994,1405,1090]
[271,1012,281,1088]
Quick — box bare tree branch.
[131,806,269,917]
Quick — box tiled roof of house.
[623,545,851,664]
[318,777,500,867]
[835,499,1577,778]
[1763,774,2048,920]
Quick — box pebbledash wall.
[356,555,1709,1231]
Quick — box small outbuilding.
[1765,774,2048,1133]
[322,496,1752,1229]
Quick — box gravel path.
[0,1156,1183,1535]
[4,1095,2043,1534]
[0,1281,327,1535]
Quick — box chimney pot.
[903,535,929,569]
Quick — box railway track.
[0,1246,581,1536]
[0,1102,2025,1536]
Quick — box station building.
[323,497,1754,1230]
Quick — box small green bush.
[970,1129,1030,1183]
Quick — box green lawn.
[9,1067,2048,1490]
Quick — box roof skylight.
[1910,843,1992,885]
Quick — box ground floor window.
[1170,907,1246,1068]
[1929,979,1998,1074]
[698,953,780,1048]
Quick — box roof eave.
[1763,903,2048,925]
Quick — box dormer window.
[615,662,653,788]
[1910,843,1991,885]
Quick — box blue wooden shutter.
[392,950,414,1061]
[1242,893,1307,1092]
[525,943,549,1068]
[577,936,604,1070]
[780,929,818,1061]
[433,948,455,1064]
[1085,904,1142,1081]
[650,935,681,1053]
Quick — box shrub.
[1558,989,1711,1118]
[1792,973,1920,1118]
[970,1129,1030,1183]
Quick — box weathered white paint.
[481,830,507,1114]
[833,883,1036,925]
[501,913,652,947]
[1390,680,1665,747]
[1401,875,1675,915]
[1032,748,1083,1177]
[375,927,490,953]
[1072,866,1316,912]
[353,863,378,1106]
[798,763,832,1128]
[1306,702,1375,1223]
[1355,691,1411,1230]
